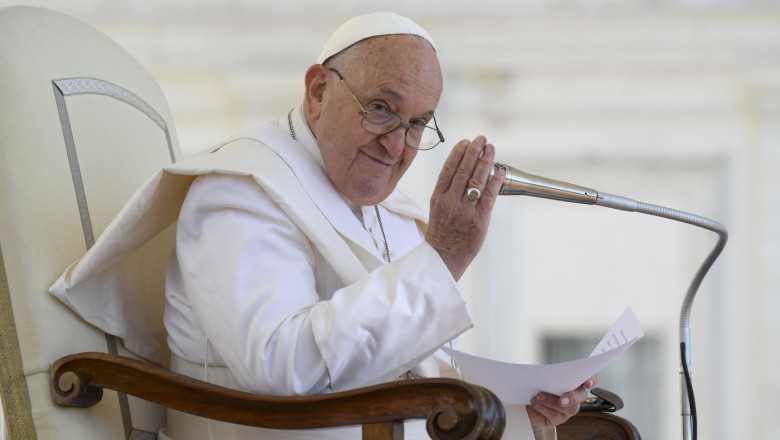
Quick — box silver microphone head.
[490,162,598,205]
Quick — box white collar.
[281,105,364,219]
[282,105,325,170]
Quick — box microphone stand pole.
[595,193,728,440]
[492,164,729,440]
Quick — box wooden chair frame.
[51,352,505,440]
[51,352,642,439]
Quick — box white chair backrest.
[0,6,180,439]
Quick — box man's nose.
[378,125,407,156]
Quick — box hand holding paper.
[443,307,643,404]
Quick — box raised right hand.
[425,136,505,280]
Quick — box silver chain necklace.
[287,109,390,263]
[373,205,391,263]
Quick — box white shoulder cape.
[49,121,429,364]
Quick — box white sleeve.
[173,174,473,395]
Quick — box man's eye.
[368,103,391,113]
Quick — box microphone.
[490,162,645,212]
[490,162,597,204]
[489,161,728,440]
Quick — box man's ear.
[303,64,328,122]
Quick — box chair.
[0,6,638,439]
[1,5,179,439]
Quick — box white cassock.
[50,106,550,439]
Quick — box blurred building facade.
[2,1,779,439]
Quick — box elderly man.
[52,11,591,440]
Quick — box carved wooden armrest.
[51,352,505,440]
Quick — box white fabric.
[316,12,436,64]
[164,172,458,394]
[48,108,470,366]
[163,107,467,392]
[49,106,544,438]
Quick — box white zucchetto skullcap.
[316,12,437,64]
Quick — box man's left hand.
[526,375,597,428]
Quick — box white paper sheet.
[443,307,643,404]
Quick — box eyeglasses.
[328,68,445,151]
